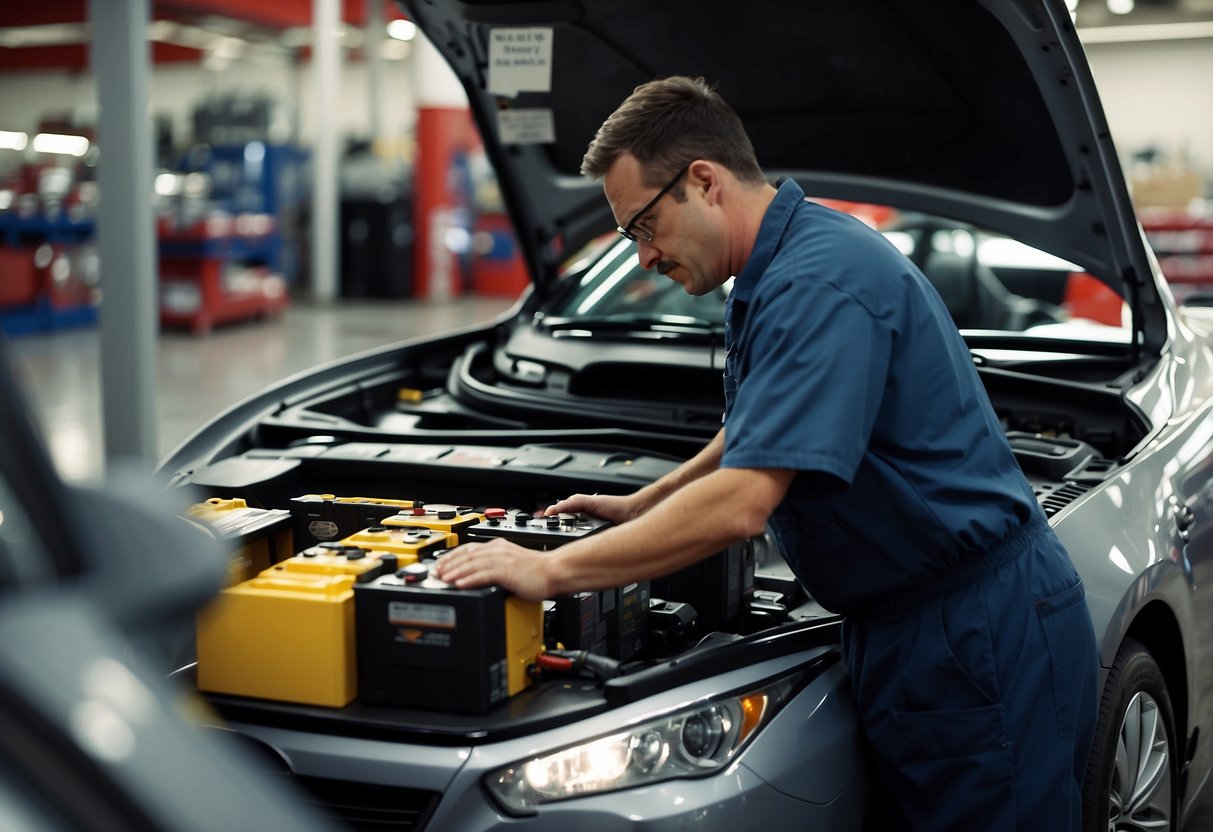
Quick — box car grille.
[290,775,440,832]
[216,728,440,831]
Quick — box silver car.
[158,1,1213,829]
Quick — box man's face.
[603,154,728,296]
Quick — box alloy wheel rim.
[1108,691,1171,831]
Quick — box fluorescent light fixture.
[1080,20,1213,43]
[0,22,89,49]
[387,19,417,41]
[154,173,182,196]
[0,131,28,151]
[32,133,89,157]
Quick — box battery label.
[308,519,340,540]
[396,628,452,648]
[389,601,456,628]
[488,659,506,703]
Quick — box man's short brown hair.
[581,76,765,188]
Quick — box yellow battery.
[340,526,456,560]
[196,572,358,708]
[266,544,397,578]
[505,596,545,697]
[297,494,419,509]
[382,504,485,543]
[185,497,293,585]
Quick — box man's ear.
[688,159,720,205]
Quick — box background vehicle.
[0,342,340,832]
[152,1,1213,829]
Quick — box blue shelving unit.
[0,213,99,336]
[179,142,308,282]
[0,213,96,247]
[0,295,98,337]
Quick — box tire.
[1082,637,1179,832]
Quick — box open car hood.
[402,0,1166,353]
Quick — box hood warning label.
[488,27,553,97]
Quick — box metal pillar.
[367,0,384,148]
[90,0,158,471]
[311,0,341,301]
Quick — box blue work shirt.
[721,180,1042,616]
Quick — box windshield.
[549,238,729,326]
[548,204,1130,344]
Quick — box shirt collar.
[731,178,806,305]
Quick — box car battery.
[355,566,544,714]
[609,581,651,662]
[290,494,422,548]
[184,497,294,585]
[547,591,610,656]
[196,571,361,708]
[264,543,397,582]
[465,509,611,550]
[547,583,649,661]
[382,504,486,544]
[471,510,646,660]
[339,525,456,562]
[650,540,755,632]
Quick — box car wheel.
[1082,638,1179,832]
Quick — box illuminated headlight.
[486,672,802,814]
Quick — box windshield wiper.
[540,314,724,335]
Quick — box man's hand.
[433,538,552,601]
[538,493,643,524]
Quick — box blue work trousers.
[843,530,1099,831]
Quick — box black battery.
[608,581,650,661]
[651,541,755,632]
[548,591,610,655]
[290,494,421,549]
[354,572,543,714]
[466,509,610,550]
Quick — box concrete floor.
[5,294,1213,828]
[7,295,516,484]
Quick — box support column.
[367,0,385,148]
[310,0,341,301]
[90,0,157,471]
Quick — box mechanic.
[434,76,1099,831]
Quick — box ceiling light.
[1080,20,1213,42]
[32,133,89,156]
[0,131,28,151]
[387,19,417,41]
[1106,0,1135,14]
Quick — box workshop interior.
[2,1,1213,831]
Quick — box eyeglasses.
[616,164,690,243]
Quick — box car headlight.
[485,671,803,814]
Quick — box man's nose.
[637,240,661,271]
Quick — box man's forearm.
[632,428,726,513]
[544,465,792,595]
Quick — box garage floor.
[6,295,517,484]
[5,294,1213,828]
